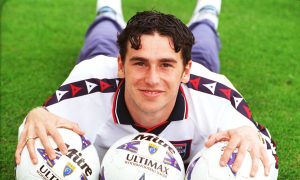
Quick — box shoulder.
[189,62,237,91]
[62,55,119,85]
[185,62,255,126]
[44,55,120,107]
[183,62,243,112]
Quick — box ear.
[117,55,125,78]
[181,60,192,83]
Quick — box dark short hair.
[117,11,195,66]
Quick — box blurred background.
[1,0,299,179]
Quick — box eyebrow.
[129,56,178,64]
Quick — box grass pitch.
[1,0,299,179]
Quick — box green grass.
[1,0,299,179]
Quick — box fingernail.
[50,154,56,160]
[232,165,238,172]
[32,158,37,164]
[220,161,225,166]
[62,147,68,155]
[266,170,270,176]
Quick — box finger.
[249,148,259,177]
[25,123,38,164]
[70,122,85,135]
[205,131,230,147]
[26,136,38,164]
[220,137,240,167]
[15,127,28,164]
[232,142,249,173]
[36,126,57,160]
[48,126,68,155]
[56,118,85,135]
[260,146,270,176]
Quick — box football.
[185,141,275,180]
[100,133,185,180]
[16,128,100,180]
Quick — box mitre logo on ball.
[132,133,176,154]
[100,133,185,180]
[16,128,100,180]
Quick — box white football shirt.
[21,55,278,174]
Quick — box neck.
[125,95,176,129]
[130,109,171,129]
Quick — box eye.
[133,61,145,66]
[161,63,173,68]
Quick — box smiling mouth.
[140,89,164,97]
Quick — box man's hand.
[205,126,270,177]
[15,107,85,165]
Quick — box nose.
[144,66,160,86]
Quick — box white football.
[100,133,185,180]
[16,128,100,180]
[185,141,276,180]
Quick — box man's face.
[118,32,192,116]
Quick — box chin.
[139,104,163,114]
